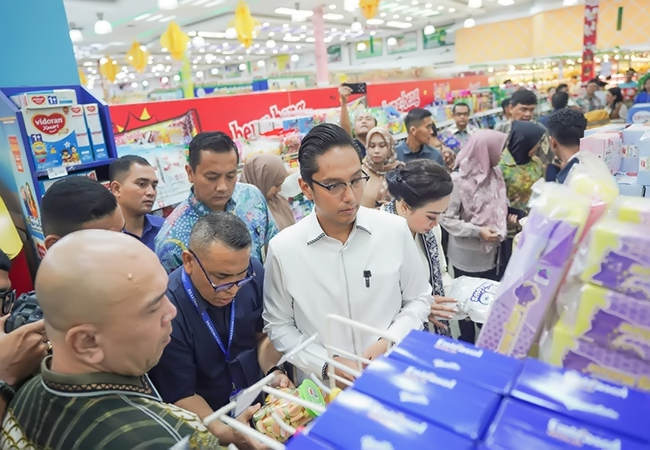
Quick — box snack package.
[476,183,591,358]
[447,276,498,324]
[555,283,650,361]
[252,380,325,443]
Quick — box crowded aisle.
[2,0,650,449]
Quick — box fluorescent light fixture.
[367,19,384,25]
[498,0,515,4]
[464,18,476,27]
[146,14,165,21]
[323,13,344,20]
[158,0,179,10]
[386,21,413,29]
[275,7,313,17]
[160,16,176,22]
[197,31,228,38]
[284,34,301,41]
[306,37,315,42]
[134,13,151,21]
[468,0,482,8]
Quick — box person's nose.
[145,185,156,198]
[215,178,228,193]
[341,184,356,203]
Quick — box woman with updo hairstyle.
[383,160,457,336]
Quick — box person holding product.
[382,160,457,336]
[156,132,278,272]
[429,121,456,172]
[240,153,296,231]
[339,84,376,158]
[441,102,479,154]
[0,231,219,449]
[360,127,403,208]
[441,130,509,343]
[545,109,588,184]
[109,155,164,251]
[633,77,650,104]
[263,124,431,385]
[149,212,288,450]
[605,87,628,121]
[395,108,445,166]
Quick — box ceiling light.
[301,25,307,29]
[387,37,397,46]
[380,12,387,17]
[344,0,357,12]
[162,47,168,52]
[282,44,289,50]
[225,55,230,60]
[412,0,418,3]
[222,42,229,47]
[211,68,219,74]
[299,33,306,38]
[259,49,266,54]
[306,37,316,42]
[269,31,275,36]
[83,61,94,66]
[296,44,301,49]
[324,36,332,42]
[220,59,225,63]
[498,0,514,4]
[449,8,456,12]
[131,81,138,88]
[563,0,577,4]
[69,27,83,43]
[238,63,247,71]
[291,54,299,62]
[254,43,260,48]
[468,0,482,8]
[257,60,265,67]
[158,0,179,9]
[406,16,412,21]
[143,80,149,86]
[225,27,237,39]
[197,70,204,77]
[273,49,278,54]
[134,13,151,21]
[193,64,198,69]
[437,5,444,10]
[161,76,169,83]
[160,15,177,22]
[284,34,300,41]
[283,23,290,29]
[464,18,476,27]
[192,36,206,47]
[173,74,181,81]
[204,0,224,6]
[424,24,435,34]
[386,21,412,28]
[263,22,270,27]
[393,14,400,18]
[329,4,336,9]
[351,18,363,32]
[367,19,384,25]
[357,42,367,51]
[340,36,346,41]
[370,30,376,35]
[266,39,276,47]
[146,14,165,21]
[425,3,432,7]
[94,13,112,35]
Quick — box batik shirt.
[440,123,479,154]
[0,357,219,449]
[156,183,278,273]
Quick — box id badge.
[229,389,242,417]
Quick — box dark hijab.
[507,121,546,166]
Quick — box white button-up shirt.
[263,206,432,379]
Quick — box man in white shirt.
[263,123,432,383]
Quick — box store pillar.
[580,0,600,84]
[312,6,330,86]
[0,0,79,88]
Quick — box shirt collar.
[188,186,238,215]
[305,207,372,246]
[40,356,161,401]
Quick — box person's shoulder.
[361,207,408,233]
[166,267,185,300]
[147,214,165,228]
[268,215,311,251]
[235,181,266,201]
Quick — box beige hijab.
[362,127,403,207]
[240,154,296,230]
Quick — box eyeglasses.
[1,289,16,316]
[454,112,470,117]
[311,172,370,197]
[188,249,255,293]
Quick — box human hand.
[479,227,500,242]
[508,214,520,225]
[0,317,47,386]
[338,85,352,101]
[429,296,458,330]
[269,371,293,389]
[331,356,360,388]
[362,339,389,362]
[235,403,261,425]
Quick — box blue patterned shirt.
[155,183,279,273]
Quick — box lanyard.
[181,270,236,362]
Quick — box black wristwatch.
[265,365,286,377]
[0,380,16,404]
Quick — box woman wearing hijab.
[361,127,403,208]
[240,154,296,231]
[441,130,508,343]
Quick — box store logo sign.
[71,106,83,114]
[86,105,97,113]
[32,113,66,135]
[31,96,46,106]
[631,110,650,124]
[381,88,421,112]
[228,100,307,140]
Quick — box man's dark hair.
[188,132,239,171]
[557,83,569,92]
[386,160,453,210]
[587,78,601,87]
[0,249,11,273]
[452,103,470,114]
[404,108,432,131]
[510,89,538,107]
[547,109,587,148]
[551,91,569,110]
[109,155,151,182]
[501,98,511,110]
[299,123,355,184]
[503,79,512,85]
[189,211,251,256]
[41,176,118,238]
[627,68,635,74]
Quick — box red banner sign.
[581,0,600,84]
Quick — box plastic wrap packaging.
[476,183,592,358]
[252,380,325,443]
[447,276,498,324]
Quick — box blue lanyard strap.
[182,270,235,362]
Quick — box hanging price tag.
[46,166,68,179]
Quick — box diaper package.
[477,183,591,358]
[610,196,650,224]
[447,276,498,323]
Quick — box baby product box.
[11,89,78,110]
[615,171,644,197]
[309,389,475,450]
[353,356,501,440]
[610,196,650,224]
[485,399,647,449]
[620,156,639,172]
[637,132,650,185]
[388,331,522,395]
[83,104,108,160]
[584,124,626,137]
[284,434,335,449]
[23,106,79,171]
[580,133,623,174]
[510,358,650,442]
[67,105,94,165]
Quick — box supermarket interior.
[2,0,650,448]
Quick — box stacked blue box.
[284,332,650,450]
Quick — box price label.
[46,166,68,179]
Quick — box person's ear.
[298,177,314,201]
[44,235,60,250]
[109,180,121,197]
[181,250,194,275]
[185,164,195,184]
[66,325,104,365]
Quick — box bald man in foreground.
[0,230,220,449]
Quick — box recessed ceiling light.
[498,0,514,4]
[258,60,265,67]
[331,27,337,32]
[301,25,307,29]
[291,54,299,62]
[220,59,225,64]
[380,12,387,17]
[340,36,346,41]
[269,31,275,36]
[192,64,198,69]
[370,30,376,35]
[296,44,301,49]
[134,13,151,21]
[468,0,482,8]
[300,33,306,38]
[306,37,315,42]
[329,4,336,9]
[254,43,260,48]
[387,37,397,46]
[204,0,224,6]
[425,3,432,7]
[367,19,384,25]
[412,0,418,4]
[225,55,230,60]
[386,21,412,28]
[238,55,243,60]
[260,49,265,53]
[211,68,219,74]
[437,5,444,10]
[146,14,165,21]
[159,15,176,22]
[324,36,332,42]
[273,49,278,54]
[246,48,251,53]
[283,23,290,28]
[449,8,456,12]
[263,22,270,27]
[406,17,412,21]
[393,14,399,18]
[464,18,476,27]
[323,13,344,20]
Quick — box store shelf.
[35,159,114,179]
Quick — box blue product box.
[621,156,640,172]
[309,389,474,450]
[388,330,522,395]
[485,399,647,450]
[511,358,650,443]
[353,356,500,440]
[284,433,336,449]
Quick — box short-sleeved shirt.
[123,214,164,251]
[155,184,279,273]
[394,141,445,166]
[148,261,265,411]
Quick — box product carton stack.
[286,332,650,449]
[540,196,650,392]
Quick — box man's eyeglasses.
[188,249,255,293]
[311,172,370,197]
[1,289,16,316]
[454,112,470,117]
